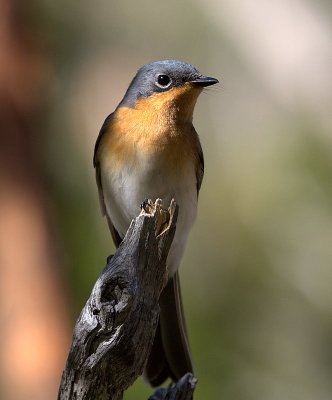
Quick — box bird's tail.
[144,271,194,386]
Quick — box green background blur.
[27,1,332,398]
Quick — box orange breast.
[98,86,201,174]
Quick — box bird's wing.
[193,128,204,195]
[93,112,114,215]
[93,112,122,247]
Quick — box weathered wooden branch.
[58,199,197,400]
[149,373,197,400]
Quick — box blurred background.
[1,0,332,399]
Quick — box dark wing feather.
[93,112,123,247]
[193,128,204,195]
[93,112,114,214]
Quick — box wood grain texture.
[58,199,196,400]
[149,372,197,400]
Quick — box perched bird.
[93,60,218,386]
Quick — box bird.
[93,60,218,386]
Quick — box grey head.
[118,60,218,108]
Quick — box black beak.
[191,76,219,87]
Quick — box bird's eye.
[156,74,171,88]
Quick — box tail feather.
[144,323,172,386]
[145,271,194,386]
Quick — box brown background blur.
[1,1,332,399]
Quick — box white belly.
[101,151,198,276]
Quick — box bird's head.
[118,60,218,122]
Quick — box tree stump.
[58,199,197,399]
